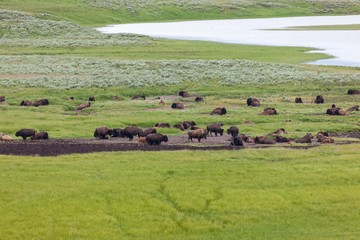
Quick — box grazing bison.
[247,97,260,107]
[230,135,244,146]
[132,95,146,100]
[76,101,91,111]
[226,126,239,137]
[195,96,203,102]
[275,136,292,143]
[188,128,207,142]
[348,89,360,95]
[67,96,74,100]
[111,128,123,137]
[88,96,96,101]
[182,121,196,129]
[121,126,143,140]
[295,97,303,103]
[314,95,324,104]
[20,100,32,106]
[210,107,227,115]
[254,136,276,144]
[207,123,224,136]
[178,91,190,97]
[31,132,49,140]
[15,128,36,140]
[260,107,277,115]
[94,127,113,139]
[142,127,157,136]
[155,122,171,128]
[146,133,168,145]
[173,123,185,131]
[295,133,313,143]
[0,96,5,102]
[171,102,185,109]
[32,99,49,107]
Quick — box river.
[96,15,360,67]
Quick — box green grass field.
[1,146,360,239]
[1,1,360,239]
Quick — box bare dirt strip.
[0,133,359,156]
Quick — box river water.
[97,15,360,67]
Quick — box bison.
[348,89,360,95]
[226,126,239,137]
[254,136,276,144]
[0,133,12,141]
[207,123,224,137]
[67,96,74,100]
[76,101,91,111]
[314,95,324,104]
[15,128,36,140]
[31,132,49,140]
[178,91,190,97]
[210,107,227,115]
[247,97,260,107]
[146,133,168,145]
[182,121,196,129]
[317,133,334,143]
[295,97,303,103]
[173,123,185,131]
[268,128,286,136]
[171,102,185,109]
[121,126,143,140]
[347,105,359,112]
[188,128,207,142]
[0,96,5,102]
[137,137,147,146]
[88,96,96,101]
[155,122,171,128]
[195,96,204,102]
[94,127,113,139]
[260,107,277,115]
[275,136,292,143]
[230,135,244,146]
[111,128,123,137]
[142,127,157,136]
[20,100,32,106]
[295,133,313,143]
[32,99,49,107]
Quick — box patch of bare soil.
[0,134,359,156]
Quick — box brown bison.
[295,133,313,143]
[94,127,113,139]
[317,132,334,143]
[142,127,157,136]
[275,136,292,143]
[207,123,224,136]
[132,95,146,100]
[137,137,147,146]
[155,122,171,128]
[15,128,36,140]
[171,102,185,109]
[254,136,276,144]
[88,96,96,101]
[0,96,5,102]
[295,97,303,103]
[226,126,239,137]
[146,133,168,145]
[188,128,207,142]
[314,95,324,104]
[195,96,204,102]
[20,100,33,106]
[347,105,359,112]
[230,135,244,146]
[178,91,190,97]
[31,132,49,140]
[182,121,196,129]
[111,128,123,137]
[32,99,49,107]
[173,123,185,131]
[121,126,143,140]
[0,132,12,141]
[348,89,360,95]
[76,101,91,111]
[260,107,277,115]
[210,107,227,115]
[247,97,260,107]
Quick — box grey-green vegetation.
[1,1,360,239]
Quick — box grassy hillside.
[1,146,360,239]
[1,0,360,26]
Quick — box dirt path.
[0,134,359,156]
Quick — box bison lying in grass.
[210,107,227,115]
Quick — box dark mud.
[0,134,359,156]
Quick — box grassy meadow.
[1,1,360,239]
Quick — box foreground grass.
[1,145,359,239]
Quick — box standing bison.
[247,97,260,107]
[121,126,144,140]
[146,133,168,145]
[188,128,207,142]
[226,126,239,137]
[210,107,227,115]
[94,127,113,139]
[15,128,36,140]
[207,123,224,136]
